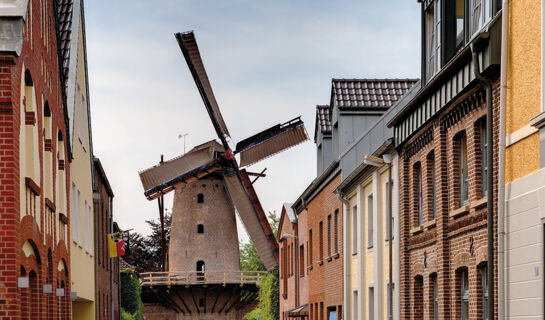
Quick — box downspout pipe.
[387,160,393,320]
[471,37,495,320]
[498,1,508,319]
[337,192,350,320]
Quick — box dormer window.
[425,0,497,82]
[426,0,441,80]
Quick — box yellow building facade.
[502,0,545,317]
[67,1,96,319]
[341,152,400,320]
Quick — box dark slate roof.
[331,79,419,109]
[316,105,331,134]
[56,0,74,88]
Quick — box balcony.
[140,270,267,287]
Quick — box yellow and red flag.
[108,232,125,258]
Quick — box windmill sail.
[139,141,223,200]
[236,117,308,167]
[223,170,279,270]
[175,31,231,144]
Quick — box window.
[299,244,304,276]
[196,260,205,272]
[414,163,423,225]
[385,180,392,242]
[431,274,438,320]
[368,287,375,320]
[353,291,358,320]
[352,205,358,255]
[197,193,204,203]
[470,0,492,36]
[197,224,204,233]
[319,221,324,261]
[459,269,469,319]
[428,152,436,219]
[456,0,465,46]
[309,229,313,265]
[414,276,424,319]
[71,183,77,243]
[426,0,442,79]
[334,210,339,253]
[459,134,469,206]
[480,265,489,320]
[327,214,332,257]
[367,193,374,248]
[199,298,204,308]
[480,121,488,197]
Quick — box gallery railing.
[140,270,267,287]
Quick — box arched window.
[196,260,205,272]
[197,193,204,203]
[56,130,67,244]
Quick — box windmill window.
[196,260,205,272]
[197,224,204,234]
[197,193,204,203]
[199,298,204,307]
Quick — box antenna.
[178,133,189,154]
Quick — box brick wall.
[399,79,500,319]
[93,161,119,320]
[0,0,72,318]
[306,173,343,320]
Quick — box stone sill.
[332,253,340,259]
[307,265,313,271]
[423,219,436,229]
[325,256,332,262]
[530,110,545,129]
[449,205,470,219]
[317,260,323,266]
[470,197,488,210]
[410,225,424,235]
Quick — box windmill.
[138,31,308,271]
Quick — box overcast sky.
[84,0,421,241]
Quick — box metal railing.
[140,270,267,287]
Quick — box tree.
[242,212,280,320]
[123,212,171,273]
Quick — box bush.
[120,269,143,320]
[121,308,136,320]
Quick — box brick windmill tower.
[137,31,308,319]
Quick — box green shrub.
[121,308,136,320]
[120,269,143,320]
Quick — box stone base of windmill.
[140,271,263,319]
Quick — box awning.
[285,304,308,317]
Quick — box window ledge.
[410,225,424,235]
[352,252,358,257]
[307,265,313,271]
[332,253,340,259]
[325,256,332,262]
[470,197,488,210]
[317,260,323,266]
[449,205,470,219]
[530,111,545,130]
[423,219,436,229]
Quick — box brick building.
[278,203,303,318]
[0,0,72,318]
[93,157,120,320]
[389,1,503,319]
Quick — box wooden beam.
[174,291,192,315]
[189,287,201,314]
[210,287,221,313]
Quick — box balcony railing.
[140,270,267,287]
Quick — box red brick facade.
[306,172,343,320]
[398,79,500,320]
[0,1,72,319]
[281,171,343,320]
[93,158,119,320]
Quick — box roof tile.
[332,79,418,109]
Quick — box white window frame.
[352,205,358,255]
[367,192,374,249]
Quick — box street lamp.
[280,233,300,307]
[364,153,394,320]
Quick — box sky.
[84,0,421,241]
